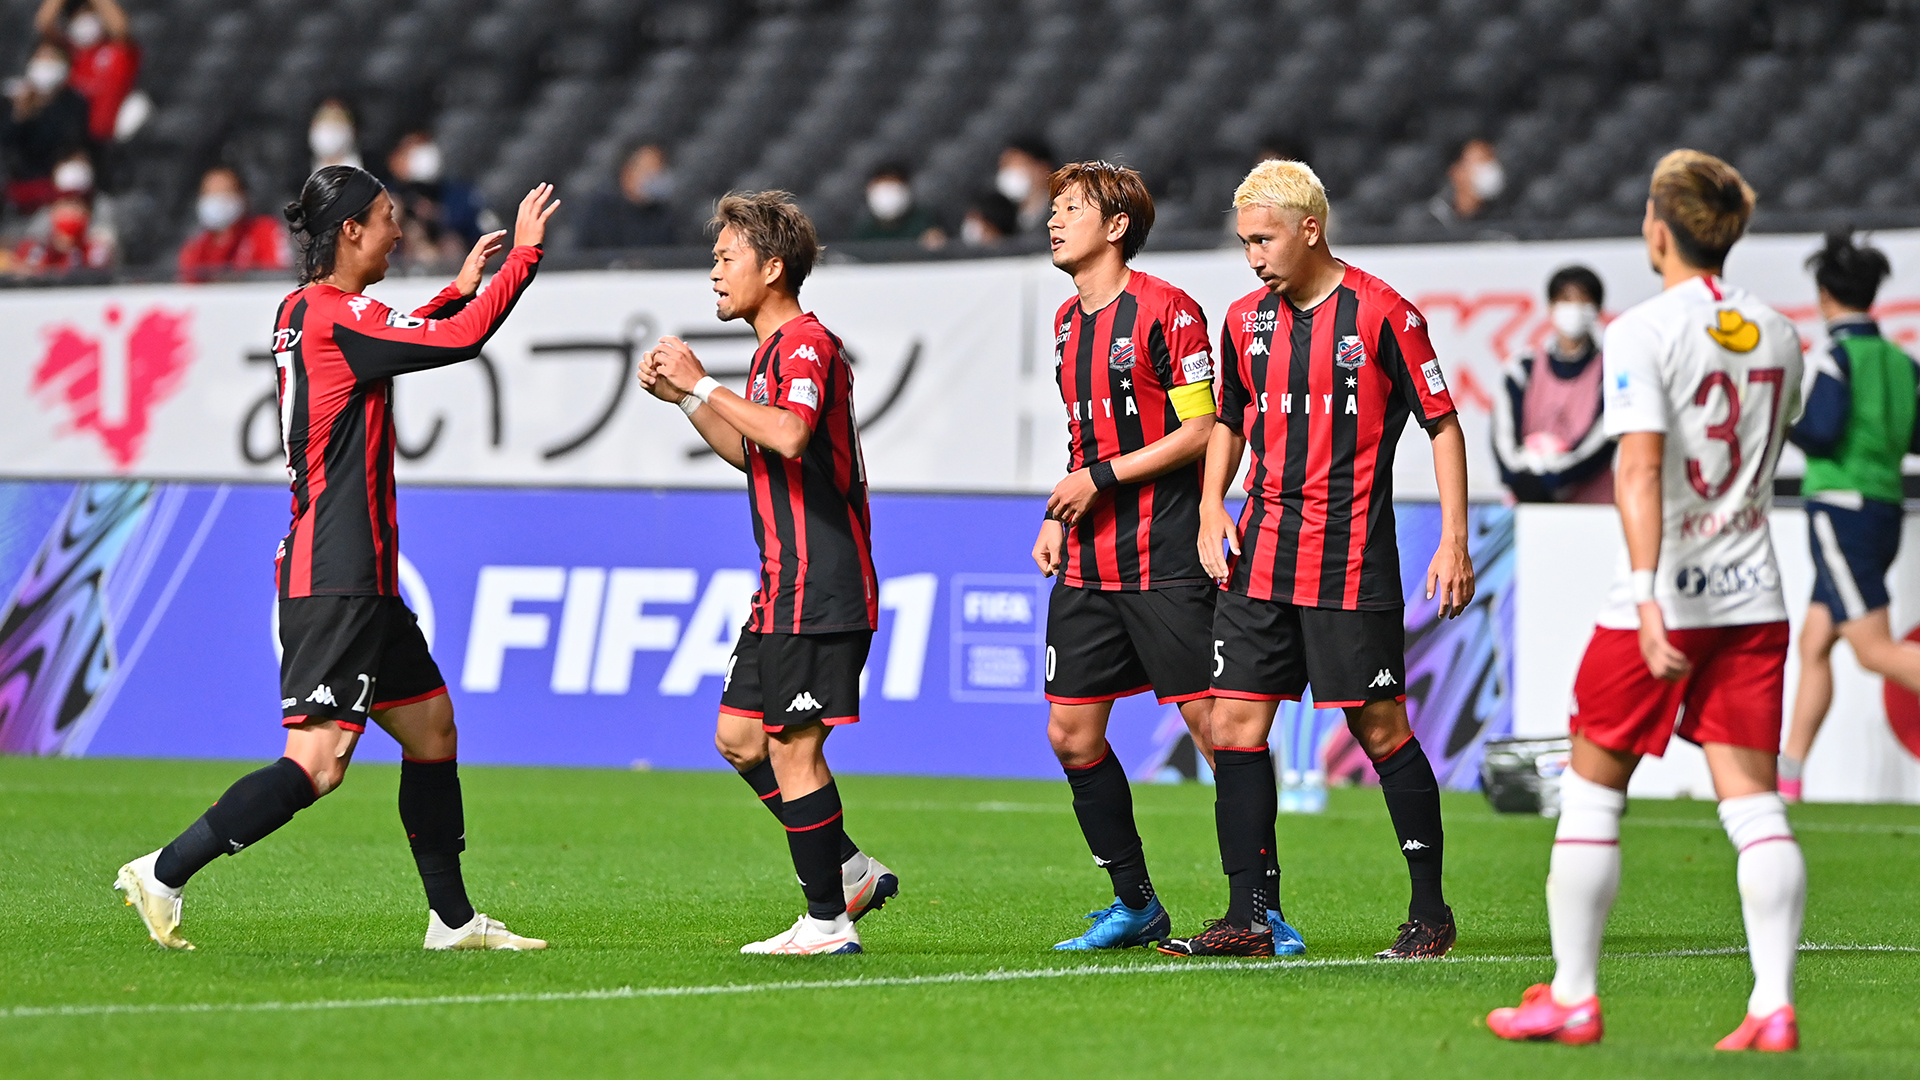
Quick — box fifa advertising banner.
[4,231,1920,499]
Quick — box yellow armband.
[1168,380,1215,421]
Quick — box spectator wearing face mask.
[851,161,943,247]
[11,193,112,275]
[35,0,139,145]
[1492,265,1613,504]
[308,99,362,172]
[386,130,483,264]
[1430,137,1507,229]
[2,42,91,214]
[995,136,1054,233]
[176,165,289,282]
[23,146,115,249]
[578,142,678,250]
[960,191,1018,248]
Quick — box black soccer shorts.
[1044,581,1213,706]
[1210,591,1406,709]
[719,628,873,733]
[279,596,447,733]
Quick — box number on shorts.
[724,653,738,691]
[1212,639,1225,678]
[352,673,373,713]
[1045,645,1056,682]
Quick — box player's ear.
[1106,211,1129,244]
[762,255,785,288]
[1300,213,1322,249]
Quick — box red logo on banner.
[32,305,193,469]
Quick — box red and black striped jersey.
[742,313,879,635]
[271,245,542,598]
[1053,271,1215,591]
[1217,263,1454,610]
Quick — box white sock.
[1718,791,1805,1017]
[131,850,181,898]
[808,914,844,934]
[1547,770,1625,1006]
[840,850,871,886]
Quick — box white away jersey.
[1596,275,1803,630]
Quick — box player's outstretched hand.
[513,183,561,249]
[1197,501,1240,583]
[1426,538,1475,619]
[650,336,709,395]
[1636,602,1693,682]
[452,230,508,297]
[1033,519,1063,577]
[638,347,686,403]
[1047,469,1102,527]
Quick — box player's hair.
[1232,159,1331,228]
[709,190,821,297]
[1649,149,1755,271]
[283,165,385,285]
[1806,229,1891,311]
[1048,161,1155,261]
[1547,264,1604,308]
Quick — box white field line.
[4,943,1911,1021]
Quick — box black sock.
[740,758,861,864]
[1064,745,1153,910]
[1214,746,1275,930]
[781,782,849,922]
[154,757,317,888]
[1266,830,1285,925]
[400,758,475,928]
[1374,736,1447,925]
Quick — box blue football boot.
[1053,896,1172,950]
[1269,910,1307,956]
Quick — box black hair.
[1806,229,1891,311]
[1546,264,1604,307]
[1005,134,1053,166]
[969,191,1018,237]
[869,160,912,183]
[283,165,384,284]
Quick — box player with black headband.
[113,167,559,951]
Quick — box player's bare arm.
[1047,413,1215,525]
[1197,420,1248,582]
[1616,430,1691,681]
[639,342,751,470]
[651,336,812,459]
[1425,413,1475,619]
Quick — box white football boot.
[114,850,192,950]
[423,911,548,950]
[740,913,862,955]
[843,853,899,922]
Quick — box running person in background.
[1489,151,1806,1051]
[1780,232,1920,802]
[1164,159,1474,961]
[640,191,892,955]
[1031,162,1302,953]
[114,167,557,951]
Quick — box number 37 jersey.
[1598,275,1803,630]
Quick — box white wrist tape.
[1630,569,1657,605]
[691,376,723,404]
[677,394,701,416]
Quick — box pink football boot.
[1487,983,1604,1045]
[1715,1005,1799,1051]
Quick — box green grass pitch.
[2,756,1916,1079]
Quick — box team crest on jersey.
[1706,309,1761,353]
[750,372,769,403]
[1109,337,1136,370]
[1335,335,1368,370]
[345,296,372,320]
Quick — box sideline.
[3,943,1910,1021]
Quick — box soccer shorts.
[1569,620,1789,757]
[1808,497,1902,622]
[720,628,873,733]
[1210,591,1406,708]
[279,596,447,733]
[1043,582,1213,706]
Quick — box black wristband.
[1090,460,1119,490]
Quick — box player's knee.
[308,759,348,797]
[1046,721,1101,765]
[714,731,760,769]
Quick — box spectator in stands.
[851,161,944,247]
[1491,265,1614,504]
[959,191,1018,247]
[176,165,289,282]
[21,145,116,255]
[578,142,678,250]
[386,130,481,264]
[1257,131,1312,166]
[1429,137,1506,228]
[308,99,361,171]
[2,42,91,214]
[995,136,1054,233]
[35,0,138,146]
[11,192,112,274]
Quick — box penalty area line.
[4,943,1911,1020]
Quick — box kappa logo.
[791,343,821,362]
[346,296,373,320]
[1171,308,1198,330]
[1092,855,1112,867]
[1369,669,1397,688]
[786,691,823,712]
[1109,336,1136,370]
[1335,335,1368,370]
[306,683,338,706]
[31,304,194,469]
[1248,336,1268,356]
[1404,310,1424,331]
[1401,839,1429,851]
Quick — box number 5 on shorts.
[1212,639,1225,678]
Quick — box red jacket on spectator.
[177,214,290,282]
[68,39,138,142]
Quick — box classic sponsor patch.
[1421,359,1447,394]
[385,311,425,329]
[787,377,819,410]
[1179,349,1212,383]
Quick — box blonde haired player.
[1489,151,1807,1051]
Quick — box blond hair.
[1649,149,1756,269]
[1233,159,1330,224]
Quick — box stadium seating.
[1,0,1915,271]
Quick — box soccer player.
[1162,159,1473,960]
[1780,232,1920,802]
[1488,151,1806,1050]
[639,191,888,955]
[112,167,557,951]
[1032,161,1302,953]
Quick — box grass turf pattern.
[2,757,1915,1078]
